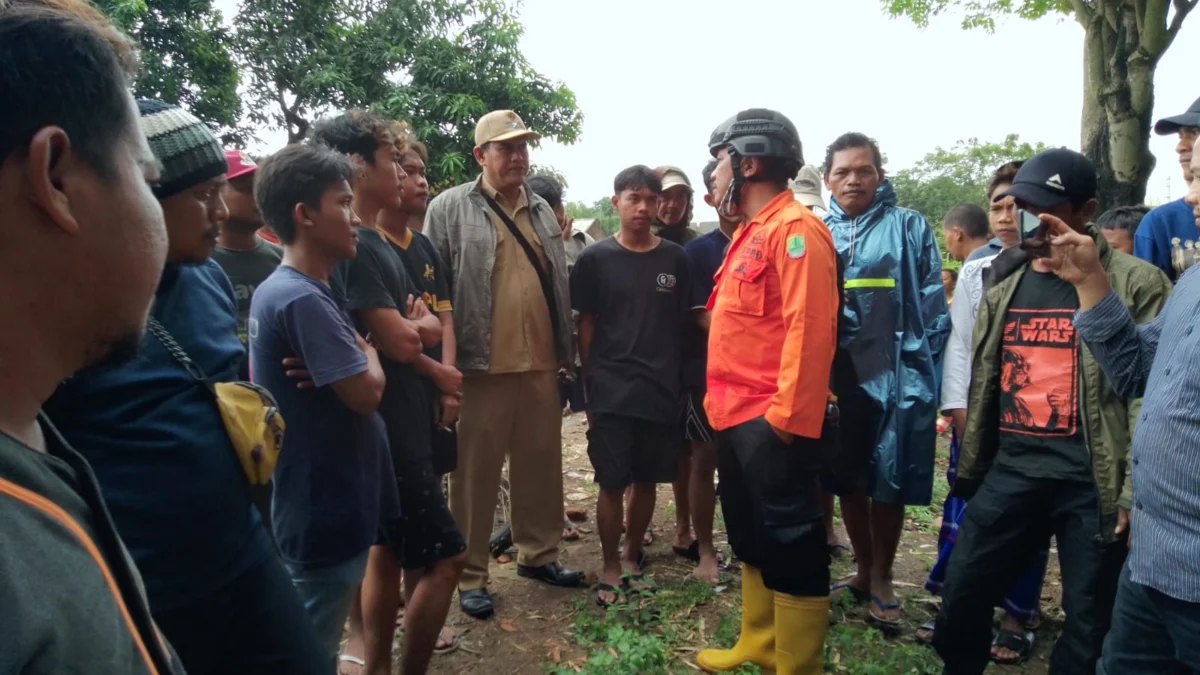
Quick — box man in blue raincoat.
[822,132,949,630]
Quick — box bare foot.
[598,568,625,605]
[563,518,580,541]
[434,625,458,653]
[672,530,695,551]
[692,553,720,584]
[642,528,654,546]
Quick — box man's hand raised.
[1041,213,1101,285]
[1041,213,1111,310]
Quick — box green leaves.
[882,0,1072,32]
[98,0,243,142]
[98,0,581,187]
[566,199,620,235]
[891,135,1048,267]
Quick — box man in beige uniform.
[425,110,584,619]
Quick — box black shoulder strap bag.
[480,193,562,349]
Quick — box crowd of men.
[3,1,1200,675]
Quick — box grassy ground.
[421,415,1057,674]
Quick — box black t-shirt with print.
[378,227,452,364]
[995,269,1093,482]
[333,227,433,461]
[570,236,690,424]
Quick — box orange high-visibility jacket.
[705,191,839,439]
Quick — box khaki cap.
[475,110,541,146]
[656,165,693,192]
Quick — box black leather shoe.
[517,561,585,588]
[488,524,513,558]
[459,588,494,619]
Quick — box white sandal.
[337,654,365,674]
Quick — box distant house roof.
[695,221,719,234]
[576,218,608,241]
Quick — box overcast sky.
[219,0,1200,221]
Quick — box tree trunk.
[1078,3,1157,211]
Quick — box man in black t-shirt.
[319,113,467,675]
[571,166,690,606]
[934,149,1173,674]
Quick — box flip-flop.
[830,582,869,604]
[914,619,936,645]
[827,542,853,560]
[868,594,902,633]
[595,582,625,608]
[337,654,365,675]
[620,547,648,572]
[562,518,580,542]
[623,573,657,594]
[488,524,513,558]
[672,540,701,563]
[991,629,1035,665]
[434,627,460,655]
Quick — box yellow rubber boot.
[773,592,830,675]
[697,565,775,672]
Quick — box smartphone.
[1018,209,1051,258]
[1018,209,1042,239]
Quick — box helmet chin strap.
[717,149,745,221]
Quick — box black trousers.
[153,549,328,675]
[932,466,1126,675]
[716,416,829,597]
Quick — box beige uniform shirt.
[480,178,556,374]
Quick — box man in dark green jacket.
[933,149,1172,675]
[0,2,182,673]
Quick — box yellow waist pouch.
[149,318,284,486]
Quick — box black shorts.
[682,387,714,444]
[381,455,466,570]
[587,413,681,492]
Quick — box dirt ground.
[412,414,1064,674]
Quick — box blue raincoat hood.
[824,182,950,505]
[828,181,897,221]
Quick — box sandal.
[867,594,902,633]
[337,654,365,675]
[624,573,657,594]
[914,619,936,645]
[991,629,1035,665]
[827,542,853,560]
[563,518,580,542]
[488,524,512,558]
[672,540,701,563]
[595,582,625,608]
[434,626,460,654]
[619,547,648,573]
[830,582,869,605]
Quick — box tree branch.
[1141,0,1196,59]
[1072,0,1096,24]
[1167,0,1198,41]
[275,81,308,143]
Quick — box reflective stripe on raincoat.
[824,182,950,505]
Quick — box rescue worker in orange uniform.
[697,109,840,675]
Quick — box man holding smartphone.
[933,148,1172,674]
[1042,136,1200,673]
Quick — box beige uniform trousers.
[450,370,563,590]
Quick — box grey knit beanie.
[137,98,226,199]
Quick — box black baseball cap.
[998,147,1096,208]
[1154,96,1200,135]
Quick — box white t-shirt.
[940,251,998,411]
